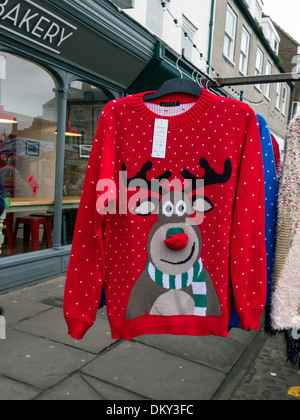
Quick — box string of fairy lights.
[157,0,289,128]
[158,0,218,78]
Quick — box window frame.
[264,60,272,100]
[255,46,264,91]
[254,0,262,23]
[0,51,58,256]
[223,4,237,63]
[274,39,279,55]
[181,16,197,61]
[146,0,164,38]
[239,26,251,75]
[281,84,288,116]
[275,83,281,111]
[292,101,300,119]
[297,55,300,73]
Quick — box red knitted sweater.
[64,89,267,340]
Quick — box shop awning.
[0,0,207,96]
[0,0,156,90]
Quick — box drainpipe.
[207,0,216,75]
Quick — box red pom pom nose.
[164,228,189,250]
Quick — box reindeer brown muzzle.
[164,228,189,251]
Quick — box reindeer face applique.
[123,158,232,320]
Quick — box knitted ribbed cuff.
[66,317,92,340]
[238,309,264,331]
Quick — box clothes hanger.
[143,55,202,102]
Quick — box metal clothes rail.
[181,49,300,89]
[205,73,300,89]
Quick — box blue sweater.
[229,114,278,330]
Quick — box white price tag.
[152,118,169,159]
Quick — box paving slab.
[0,277,66,327]
[0,277,65,303]
[135,328,258,373]
[82,340,225,400]
[0,330,95,390]
[0,295,50,328]
[81,374,147,400]
[0,374,40,400]
[14,306,117,354]
[36,373,147,400]
[35,373,103,400]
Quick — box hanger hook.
[191,69,197,82]
[199,75,205,88]
[212,76,220,87]
[176,56,184,79]
[195,72,202,87]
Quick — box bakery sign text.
[0,0,77,54]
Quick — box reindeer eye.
[163,201,174,217]
[135,199,157,216]
[192,196,214,213]
[176,200,187,216]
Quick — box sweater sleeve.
[230,108,267,331]
[256,114,278,307]
[64,114,115,339]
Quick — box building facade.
[211,0,292,152]
[126,0,295,152]
[124,0,214,73]
[271,20,300,121]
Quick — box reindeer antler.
[122,161,172,190]
[182,158,232,192]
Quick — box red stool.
[30,213,53,247]
[3,215,14,255]
[13,216,52,252]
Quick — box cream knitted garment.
[271,113,300,330]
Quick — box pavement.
[0,276,299,401]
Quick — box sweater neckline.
[130,88,215,129]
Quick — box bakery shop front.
[0,0,167,292]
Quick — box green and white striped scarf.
[146,259,207,316]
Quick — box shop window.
[0,53,57,257]
[62,81,110,245]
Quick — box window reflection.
[0,53,57,257]
[62,81,110,244]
